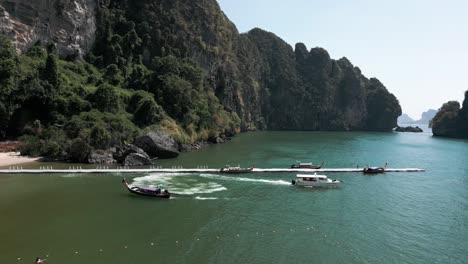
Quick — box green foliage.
[432,90,468,139]
[365,78,402,131]
[0,36,16,60]
[128,90,152,112]
[26,45,47,59]
[103,64,124,86]
[18,127,67,159]
[432,101,461,137]
[0,102,8,138]
[0,58,17,80]
[43,53,59,87]
[90,123,112,149]
[67,137,91,163]
[91,83,120,113]
[127,64,150,90]
[17,135,42,156]
[0,36,18,103]
[158,74,193,120]
[64,111,138,149]
[133,97,165,127]
[459,90,468,135]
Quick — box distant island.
[398,109,437,125]
[394,126,423,133]
[0,0,401,164]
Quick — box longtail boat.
[122,178,170,198]
[363,163,387,174]
[291,161,324,169]
[219,165,254,174]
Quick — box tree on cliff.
[43,53,59,88]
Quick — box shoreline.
[0,152,41,167]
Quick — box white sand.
[0,152,40,167]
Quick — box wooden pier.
[0,167,425,174]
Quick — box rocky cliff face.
[0,0,402,132]
[0,0,96,58]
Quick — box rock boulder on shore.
[179,141,209,152]
[134,131,180,159]
[114,144,149,163]
[124,153,152,166]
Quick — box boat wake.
[60,173,85,178]
[194,196,219,200]
[199,174,291,186]
[132,173,227,195]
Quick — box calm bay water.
[1,130,468,264]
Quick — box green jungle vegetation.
[0,36,239,160]
[0,0,404,161]
[431,91,468,139]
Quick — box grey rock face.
[124,153,152,166]
[87,149,116,164]
[179,141,209,152]
[0,0,96,58]
[113,144,149,163]
[134,131,180,159]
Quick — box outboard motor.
[291,179,296,185]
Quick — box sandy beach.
[0,152,40,167]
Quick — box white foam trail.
[132,173,191,184]
[199,174,291,186]
[60,174,82,178]
[172,185,227,195]
[194,196,219,200]
[132,173,227,195]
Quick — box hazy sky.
[217,0,468,120]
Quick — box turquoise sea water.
[1,130,468,264]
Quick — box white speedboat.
[292,173,341,187]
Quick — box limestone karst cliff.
[0,0,403,162]
[0,0,96,58]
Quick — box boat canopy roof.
[296,174,327,178]
[137,186,160,192]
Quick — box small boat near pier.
[291,161,324,169]
[220,165,254,174]
[363,163,387,174]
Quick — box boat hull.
[291,162,324,169]
[127,186,171,198]
[219,168,253,174]
[122,179,170,198]
[293,181,340,188]
[292,178,341,188]
[291,165,323,169]
[363,168,385,174]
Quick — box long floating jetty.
[0,168,425,174]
